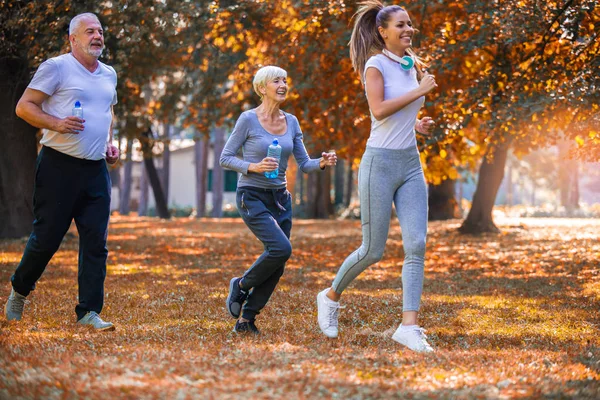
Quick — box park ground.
[0,216,599,399]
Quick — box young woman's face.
[379,10,414,51]
[262,76,288,102]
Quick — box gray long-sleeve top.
[219,109,322,189]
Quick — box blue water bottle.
[72,101,83,118]
[264,139,281,179]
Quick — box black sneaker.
[226,277,249,319]
[233,320,260,334]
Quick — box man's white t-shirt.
[364,54,424,150]
[28,53,118,160]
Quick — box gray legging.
[332,145,428,312]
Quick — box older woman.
[220,65,337,334]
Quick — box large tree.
[0,2,73,238]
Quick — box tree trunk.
[194,136,209,218]
[162,139,170,207]
[428,179,459,220]
[459,142,510,234]
[211,127,225,218]
[161,122,171,206]
[137,162,149,216]
[141,129,170,219]
[296,166,304,205]
[119,138,133,215]
[506,161,513,206]
[0,57,37,238]
[558,140,580,213]
[334,159,345,206]
[305,163,333,218]
[344,161,353,207]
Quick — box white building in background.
[110,141,238,214]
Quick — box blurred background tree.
[2,0,598,238]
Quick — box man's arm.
[16,88,85,134]
[108,105,114,143]
[105,105,119,164]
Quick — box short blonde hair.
[253,65,287,99]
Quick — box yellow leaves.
[575,136,584,147]
[213,37,224,47]
[448,168,459,180]
[531,113,538,122]
[291,20,308,32]
[440,149,448,159]
[469,144,480,155]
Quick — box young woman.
[317,1,438,352]
[220,65,337,334]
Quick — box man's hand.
[53,116,85,134]
[106,143,119,164]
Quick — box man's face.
[72,17,105,58]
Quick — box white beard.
[87,47,104,57]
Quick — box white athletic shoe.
[391,324,434,353]
[317,288,342,338]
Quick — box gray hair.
[253,66,287,99]
[69,13,100,35]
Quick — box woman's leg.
[241,190,293,321]
[393,165,428,324]
[318,149,400,337]
[330,152,397,296]
[390,153,433,352]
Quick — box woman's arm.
[219,115,252,175]
[365,68,437,121]
[219,114,278,175]
[291,117,324,173]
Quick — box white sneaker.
[317,288,342,338]
[77,311,115,331]
[391,325,434,353]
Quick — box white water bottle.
[264,139,282,179]
[72,101,83,118]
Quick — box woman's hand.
[418,72,437,96]
[320,151,337,169]
[248,157,279,173]
[416,116,436,135]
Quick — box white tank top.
[364,54,424,150]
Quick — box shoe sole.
[391,332,434,353]
[77,322,116,332]
[96,325,116,332]
[316,291,338,338]
[233,326,259,335]
[226,277,241,319]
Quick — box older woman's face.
[261,76,288,102]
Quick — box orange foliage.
[1,216,599,397]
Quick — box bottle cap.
[272,139,279,145]
[75,101,81,107]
